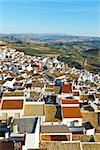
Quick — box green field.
[0,35,98,74]
[7,43,100,74]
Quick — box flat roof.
[32,80,44,88]
[83,122,94,130]
[62,83,72,93]
[13,117,37,134]
[40,125,70,134]
[40,141,81,150]
[0,141,14,150]
[82,143,100,150]
[62,107,82,118]
[62,99,79,104]
[41,135,68,141]
[30,91,41,98]
[1,100,23,110]
[24,104,44,116]
[44,105,62,122]
[3,92,24,97]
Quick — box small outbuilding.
[83,122,95,135]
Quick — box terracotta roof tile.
[62,99,79,104]
[41,135,68,141]
[0,141,14,150]
[0,80,5,84]
[62,83,72,93]
[96,93,100,98]
[16,76,25,81]
[1,100,23,110]
[73,91,79,96]
[62,107,82,118]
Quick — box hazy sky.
[0,0,100,36]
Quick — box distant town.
[0,39,100,149]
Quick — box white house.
[3,78,16,89]
[61,99,82,127]
[83,122,95,135]
[0,92,24,118]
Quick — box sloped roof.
[0,80,5,84]
[16,76,25,81]
[62,83,72,93]
[41,135,68,141]
[72,91,79,96]
[0,141,14,150]
[62,107,82,118]
[1,100,23,110]
[62,99,79,104]
[96,93,100,98]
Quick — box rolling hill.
[0,34,100,74]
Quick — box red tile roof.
[62,83,72,93]
[0,141,14,150]
[96,93,100,98]
[62,99,79,104]
[72,91,79,96]
[62,107,82,118]
[41,135,68,141]
[1,100,23,110]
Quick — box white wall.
[86,128,95,135]
[0,109,24,117]
[24,101,44,105]
[41,116,45,123]
[61,104,79,107]
[63,118,82,126]
[2,96,24,100]
[69,126,83,133]
[23,118,40,150]
[90,102,97,110]
[34,117,40,148]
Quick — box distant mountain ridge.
[0,33,100,43]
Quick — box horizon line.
[0,32,100,38]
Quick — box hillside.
[0,34,100,74]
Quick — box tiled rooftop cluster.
[0,46,100,150]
